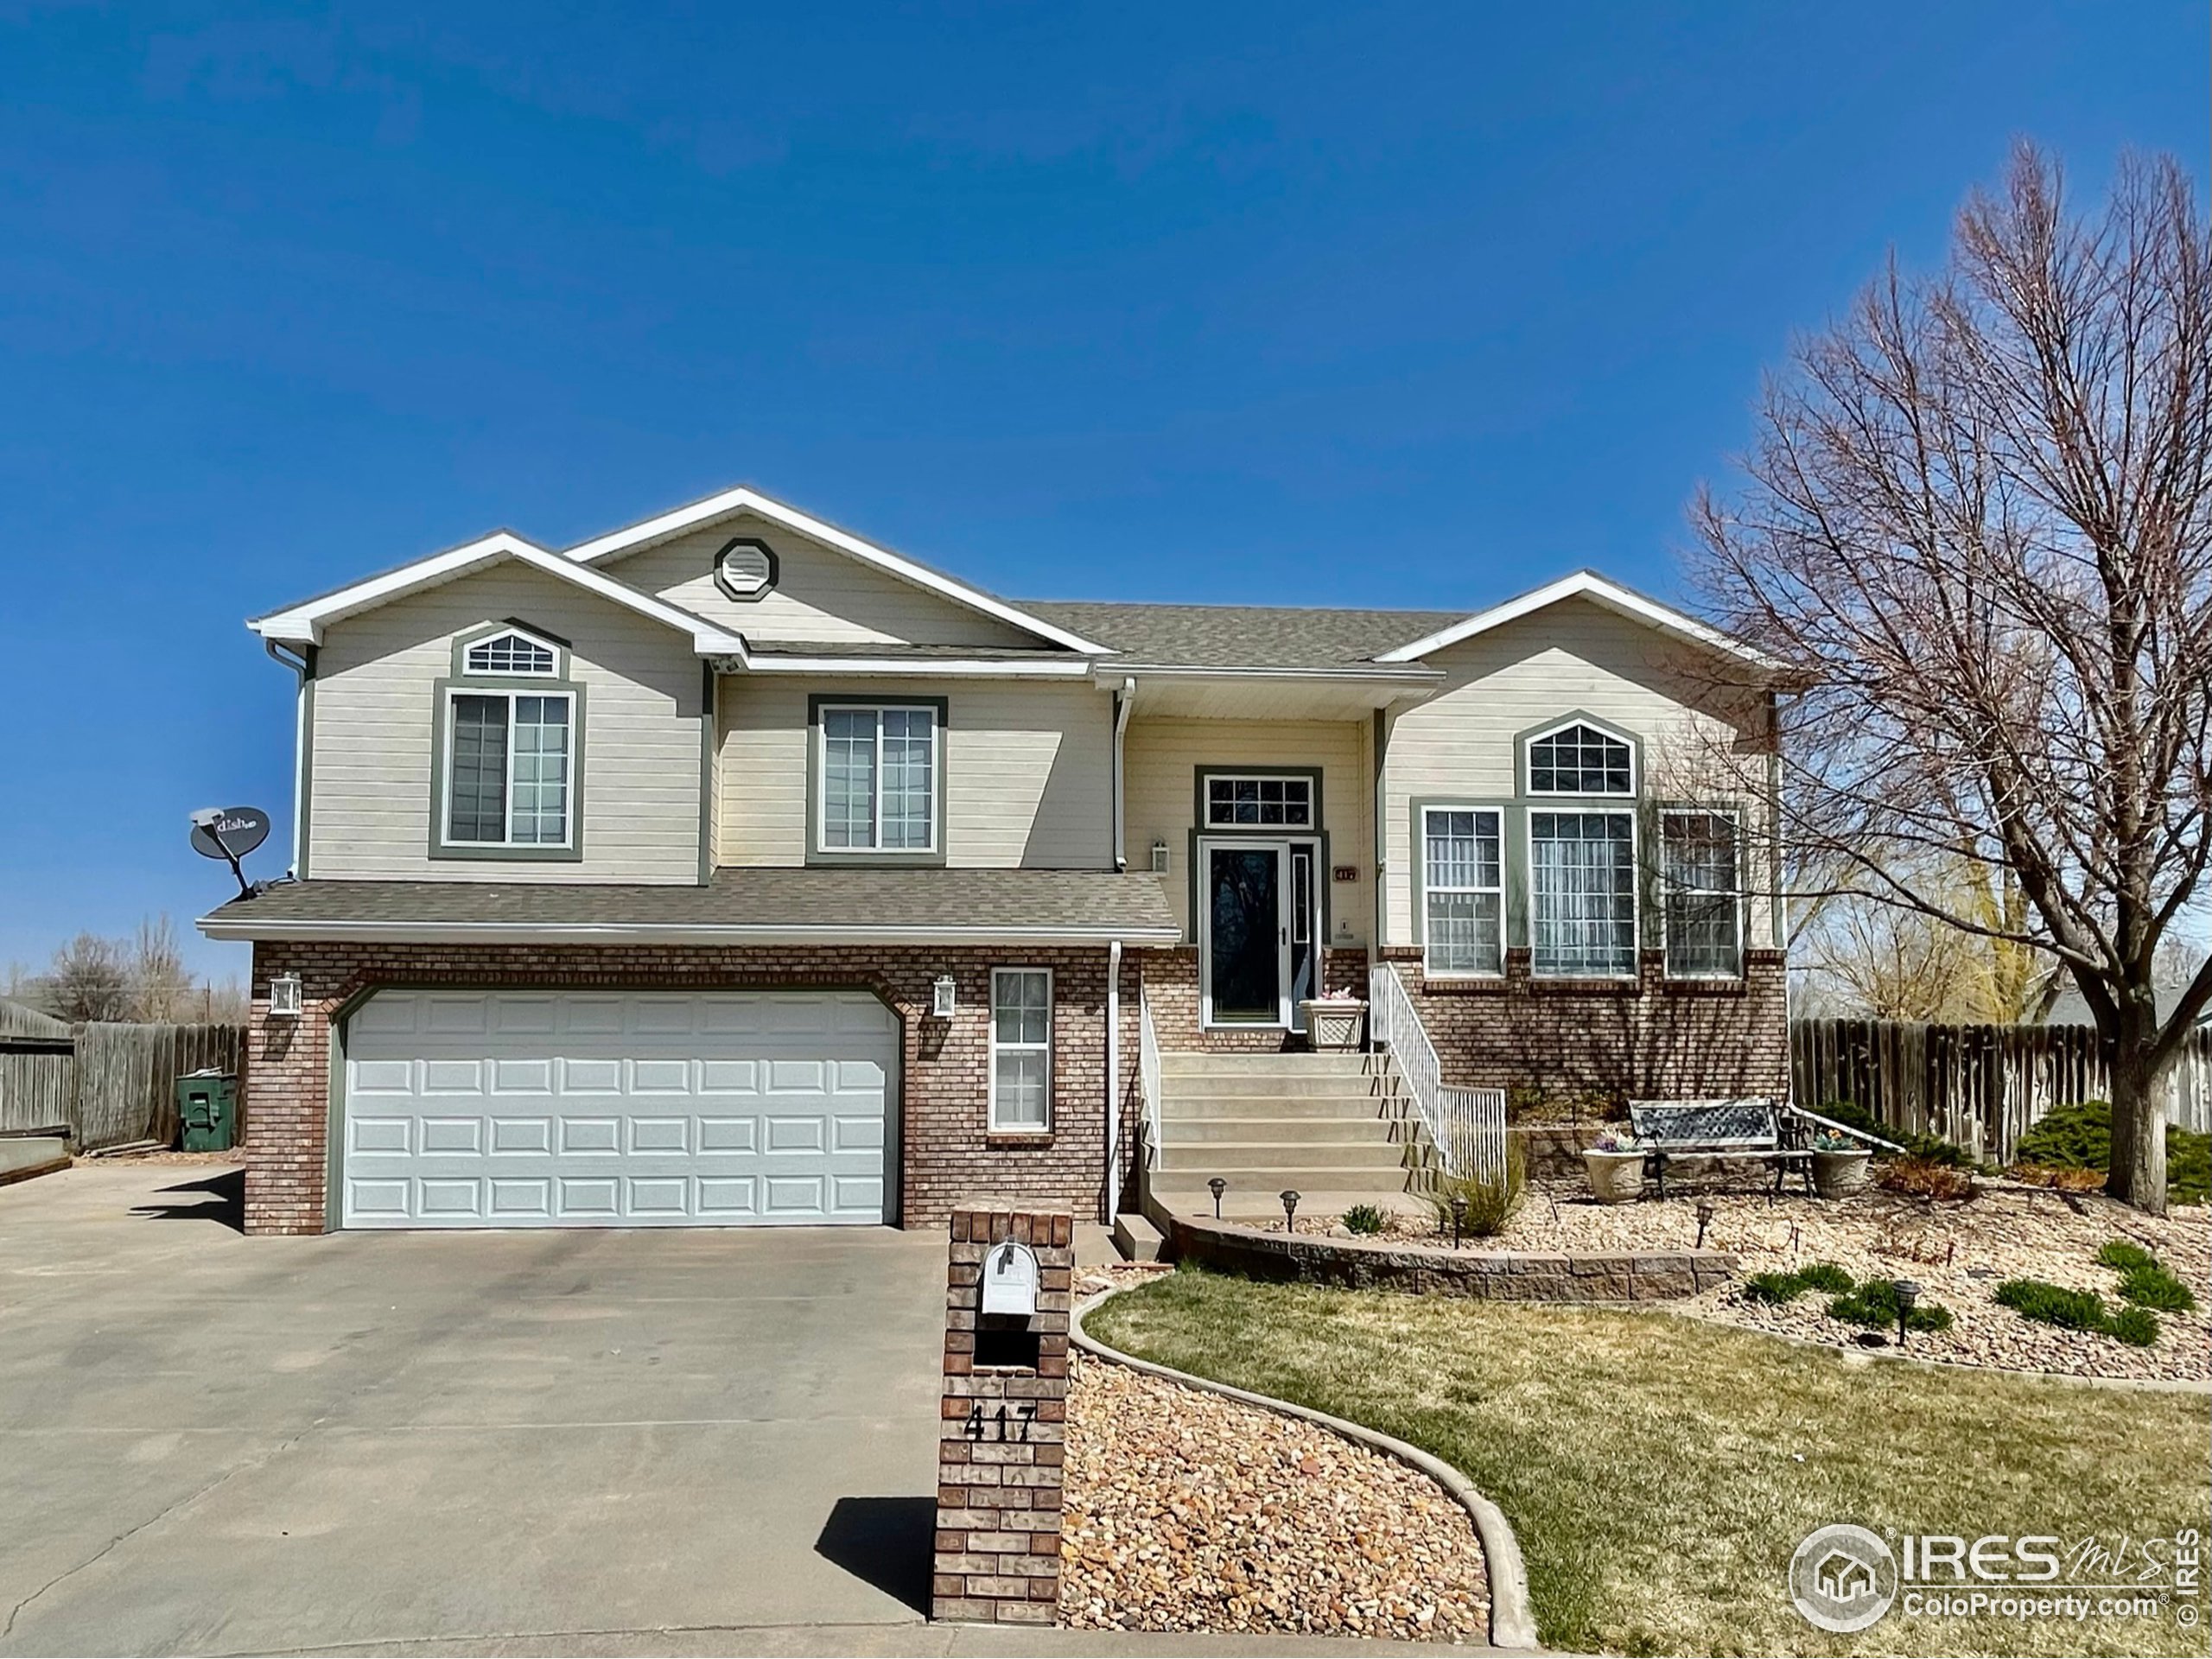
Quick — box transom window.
[463,630,557,676]
[1423,807,1503,976]
[446,691,573,846]
[1205,775,1313,828]
[1527,722,1634,796]
[1662,810,1744,977]
[989,969,1052,1132]
[1530,810,1637,976]
[821,704,937,851]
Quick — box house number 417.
[963,1402,1035,1442]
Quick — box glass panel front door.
[1205,843,1285,1023]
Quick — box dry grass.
[1088,1268,2212,1656]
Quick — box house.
[199,486,1791,1236]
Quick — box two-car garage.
[338,988,898,1228]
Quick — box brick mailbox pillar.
[932,1202,1073,1626]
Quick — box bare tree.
[127,915,194,1023]
[47,933,131,1024]
[1690,144,2212,1214]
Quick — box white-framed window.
[462,628,559,677]
[1422,806,1504,976]
[820,705,938,851]
[1526,721,1635,796]
[444,690,575,847]
[1205,774,1314,829]
[1529,809,1637,976]
[989,968,1052,1132]
[1662,809,1744,978]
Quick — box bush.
[1875,1157,1978,1201]
[2094,1238,2157,1274]
[1744,1262,1855,1304]
[1340,1203,1388,1236]
[1814,1100,1973,1167]
[2007,1161,2106,1192]
[2118,1262,2196,1313]
[1828,1277,1954,1333]
[1993,1277,2109,1331]
[1431,1144,1527,1240]
[2108,1306,2163,1346]
[2012,1100,2212,1205]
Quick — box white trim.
[1095,664,1441,686]
[1103,938,1122,1224]
[461,626,562,677]
[1419,804,1507,981]
[1111,678,1136,870]
[988,966,1054,1134]
[816,702,940,855]
[251,534,748,656]
[1658,805,1745,981]
[563,485,1114,655]
[1524,805,1640,981]
[197,916,1185,946]
[1373,570,1790,672]
[440,686,577,852]
[1522,715,1639,798]
[1196,836,1294,1030]
[721,652,1096,678]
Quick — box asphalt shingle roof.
[202,869,1178,938]
[1012,600,1465,670]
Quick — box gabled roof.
[563,485,1114,657]
[249,533,749,654]
[1017,601,1465,672]
[1371,570,1789,673]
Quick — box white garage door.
[340,989,897,1229]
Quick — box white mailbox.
[980,1240,1040,1319]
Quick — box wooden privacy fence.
[0,1022,247,1151]
[1791,1018,2212,1164]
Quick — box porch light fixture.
[1149,840,1170,874]
[1894,1279,1922,1346]
[1207,1177,1226,1219]
[1694,1200,1714,1251]
[268,974,302,1018]
[1280,1189,1300,1234]
[931,976,957,1019]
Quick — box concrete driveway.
[0,1160,948,1656]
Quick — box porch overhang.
[1093,664,1440,720]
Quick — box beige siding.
[308,564,704,883]
[1122,718,1373,946]
[605,515,1043,647]
[717,677,1113,868]
[1380,598,1775,945]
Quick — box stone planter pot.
[1812,1147,1872,1199]
[1583,1148,1645,1205]
[1300,998,1366,1052]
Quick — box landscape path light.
[1694,1199,1714,1251]
[1281,1189,1300,1233]
[1894,1279,1922,1346]
[1450,1194,1468,1248]
[1208,1177,1226,1220]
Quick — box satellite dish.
[190,806,271,861]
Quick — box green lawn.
[1087,1269,2212,1657]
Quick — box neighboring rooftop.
[1014,600,1465,671]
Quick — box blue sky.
[1,2,2203,981]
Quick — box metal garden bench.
[1626,1098,1814,1199]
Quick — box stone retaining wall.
[1155,1208,1735,1302]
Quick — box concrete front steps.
[1145,1051,1433,1224]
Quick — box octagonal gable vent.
[714,537,779,602]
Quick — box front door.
[1202,840,1290,1026]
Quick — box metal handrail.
[1139,984,1164,1168]
[1369,963,1506,1183]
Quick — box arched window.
[1526,721,1634,795]
[463,629,558,677]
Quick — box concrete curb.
[1071,1285,1541,1653]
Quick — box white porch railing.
[1138,985,1164,1168]
[1369,963,1507,1184]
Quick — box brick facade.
[1382,945,1789,1106]
[1139,946,1369,1053]
[243,939,1136,1236]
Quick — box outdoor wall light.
[1207,1177,1226,1219]
[1450,1194,1469,1249]
[1280,1189,1300,1233]
[268,973,302,1018]
[1149,840,1171,874]
[1694,1200,1715,1250]
[931,975,957,1018]
[1894,1279,1922,1345]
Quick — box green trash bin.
[176,1069,238,1153]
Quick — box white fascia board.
[563,485,1116,657]
[1372,570,1790,673]
[719,653,1098,678]
[249,536,747,655]
[1092,664,1443,685]
[196,915,1183,947]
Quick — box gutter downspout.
[1111,677,1136,870]
[265,639,314,879]
[1104,938,1122,1227]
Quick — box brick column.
[932,1202,1073,1626]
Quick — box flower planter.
[1583,1148,1646,1205]
[1300,998,1366,1052]
[1812,1147,1872,1199]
